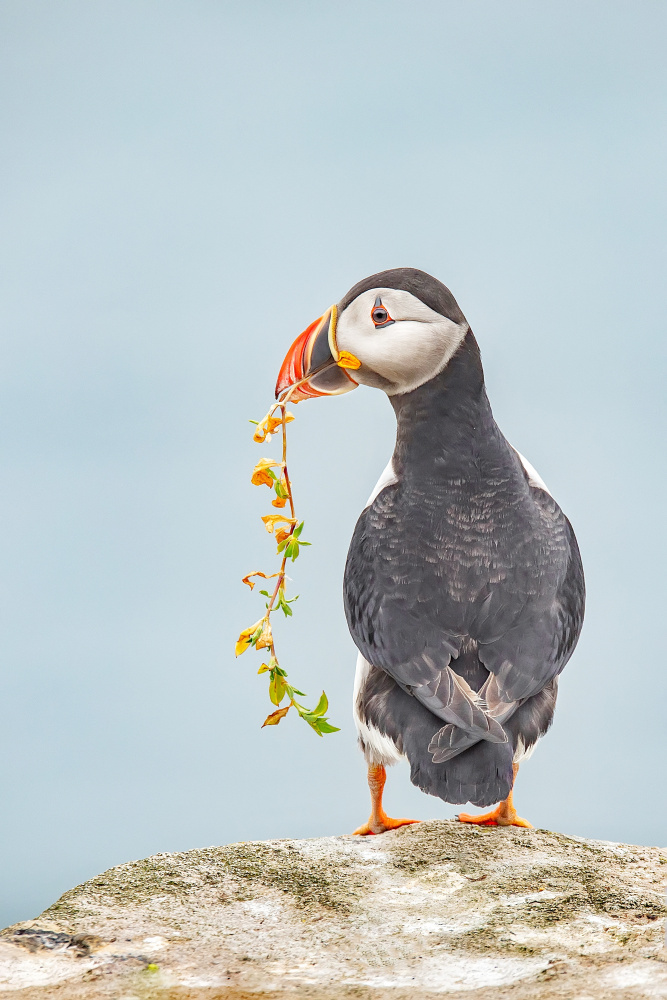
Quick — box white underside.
[513,735,538,764]
[352,654,405,765]
[355,461,407,764]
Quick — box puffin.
[274,268,585,833]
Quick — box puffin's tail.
[359,660,557,807]
[404,680,558,807]
[361,662,515,806]
[404,714,515,808]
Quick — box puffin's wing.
[472,487,585,702]
[344,477,584,733]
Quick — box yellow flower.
[235,619,264,657]
[271,496,287,508]
[275,527,291,544]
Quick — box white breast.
[513,449,552,497]
[363,458,398,509]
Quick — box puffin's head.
[275,268,470,402]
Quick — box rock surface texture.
[1,821,666,999]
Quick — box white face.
[335,288,469,395]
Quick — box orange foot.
[457,804,533,829]
[353,814,420,836]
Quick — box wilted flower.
[261,514,295,534]
[271,474,289,507]
[255,619,273,650]
[253,410,295,443]
[251,457,282,487]
[241,570,279,591]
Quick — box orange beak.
[275,305,359,402]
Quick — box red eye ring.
[371,296,395,328]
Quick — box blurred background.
[1,0,665,929]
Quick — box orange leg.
[457,763,533,829]
[353,764,420,836]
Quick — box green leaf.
[304,716,324,736]
[259,589,270,597]
[293,521,304,538]
[250,625,263,645]
[311,692,329,717]
[316,719,340,734]
[269,671,287,706]
[276,587,292,617]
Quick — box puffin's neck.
[389,330,498,478]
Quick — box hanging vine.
[235,395,339,736]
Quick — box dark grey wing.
[344,475,584,742]
[472,487,585,702]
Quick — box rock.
[1,820,666,998]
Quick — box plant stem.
[262,404,295,670]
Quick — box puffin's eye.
[371,297,394,328]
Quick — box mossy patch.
[193,841,365,912]
[41,855,193,926]
[41,840,364,927]
[385,820,667,932]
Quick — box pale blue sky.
[1,0,666,928]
